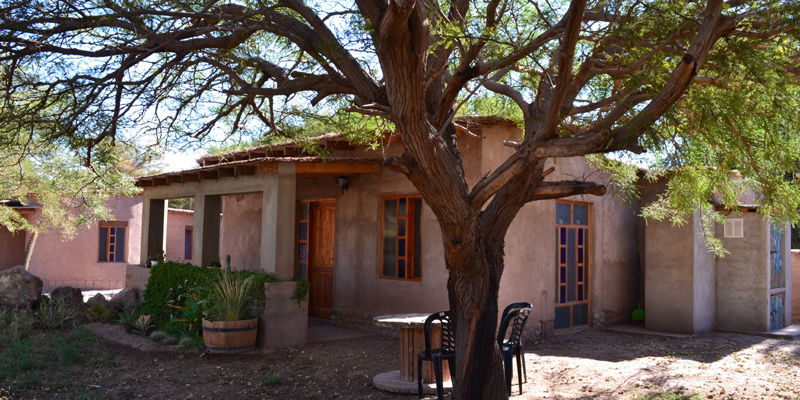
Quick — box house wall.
[715,213,770,332]
[26,195,143,290]
[293,124,639,336]
[221,193,263,271]
[644,213,698,334]
[693,212,716,332]
[165,209,194,262]
[0,226,26,271]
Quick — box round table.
[372,313,452,394]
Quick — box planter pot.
[202,318,258,354]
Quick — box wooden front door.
[308,201,335,319]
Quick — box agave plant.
[205,256,259,321]
[34,297,77,329]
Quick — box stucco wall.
[26,195,143,290]
[644,213,697,334]
[221,193,263,271]
[165,209,194,262]
[715,213,770,332]
[0,226,26,271]
[692,212,716,332]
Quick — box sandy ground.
[70,323,800,400]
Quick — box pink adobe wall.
[0,225,26,271]
[220,193,263,271]
[165,209,194,263]
[26,195,143,290]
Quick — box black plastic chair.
[497,306,532,395]
[499,302,532,384]
[417,311,455,400]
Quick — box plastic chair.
[499,302,532,384]
[497,306,532,395]
[417,311,455,400]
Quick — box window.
[724,219,744,238]
[99,221,127,262]
[381,196,423,280]
[184,226,193,260]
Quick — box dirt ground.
[7,323,800,400]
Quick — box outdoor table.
[372,313,452,394]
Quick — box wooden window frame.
[295,200,313,281]
[380,195,424,281]
[99,221,128,263]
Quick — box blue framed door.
[770,223,785,331]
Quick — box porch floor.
[609,322,800,340]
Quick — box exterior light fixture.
[336,176,350,194]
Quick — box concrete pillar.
[645,211,715,334]
[146,199,168,261]
[197,195,222,266]
[260,163,296,279]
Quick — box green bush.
[83,303,115,322]
[33,297,77,329]
[141,261,278,337]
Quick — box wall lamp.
[336,176,350,194]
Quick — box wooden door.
[769,223,785,331]
[309,201,335,319]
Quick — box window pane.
[298,242,308,261]
[555,306,570,330]
[184,228,192,260]
[560,228,566,245]
[116,228,125,262]
[398,259,405,278]
[578,229,583,246]
[573,204,589,225]
[399,197,407,217]
[298,263,307,280]
[556,202,571,225]
[559,286,566,303]
[560,247,566,264]
[300,202,309,220]
[567,228,576,302]
[398,219,406,237]
[413,199,423,278]
[98,227,107,262]
[577,284,584,301]
[573,303,589,326]
[382,199,398,277]
[398,239,406,257]
[382,237,396,277]
[560,267,566,283]
[110,227,116,235]
[299,222,308,241]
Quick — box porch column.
[196,194,222,266]
[146,199,168,262]
[260,163,296,279]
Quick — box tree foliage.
[1,0,799,398]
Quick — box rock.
[109,287,139,310]
[86,292,110,309]
[0,265,43,310]
[50,286,84,310]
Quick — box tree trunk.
[447,244,508,400]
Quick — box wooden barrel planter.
[202,318,258,354]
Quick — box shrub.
[83,303,115,322]
[142,261,277,336]
[33,297,77,329]
[162,336,178,345]
[116,304,140,327]
[0,309,36,346]
[149,331,168,342]
[131,315,154,335]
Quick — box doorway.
[296,199,336,319]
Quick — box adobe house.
[0,196,143,290]
[134,117,795,347]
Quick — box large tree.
[2,0,799,398]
